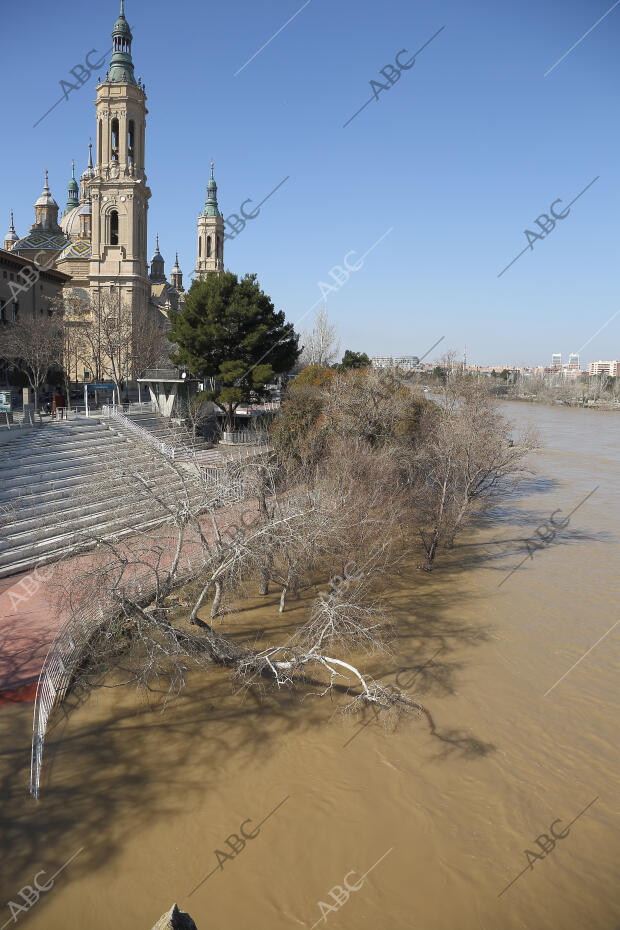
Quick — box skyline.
[2,0,619,366]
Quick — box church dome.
[60,206,81,237]
[58,240,92,261]
[35,188,57,208]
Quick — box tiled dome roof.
[58,240,92,260]
[13,232,69,251]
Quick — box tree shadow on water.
[0,660,329,911]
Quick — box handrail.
[102,404,177,458]
[30,556,206,799]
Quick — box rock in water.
[151,904,198,930]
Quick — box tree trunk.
[210,580,222,619]
[258,568,269,596]
[64,373,72,411]
[424,537,438,570]
[279,567,294,612]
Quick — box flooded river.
[1,402,618,930]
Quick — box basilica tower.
[88,0,151,316]
[195,163,224,278]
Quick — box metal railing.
[102,404,177,458]
[30,599,104,798]
[29,559,204,799]
[221,429,269,444]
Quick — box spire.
[33,169,60,232]
[88,139,93,169]
[203,162,219,216]
[171,251,183,291]
[108,0,137,84]
[65,160,79,214]
[150,235,165,283]
[4,210,19,250]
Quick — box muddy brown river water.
[1,402,618,930]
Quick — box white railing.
[221,429,269,444]
[29,558,205,799]
[102,404,178,458]
[235,401,280,416]
[30,599,103,799]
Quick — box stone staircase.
[0,418,192,578]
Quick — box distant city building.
[588,360,620,377]
[371,356,425,371]
[394,356,419,370]
[568,353,580,370]
[551,353,562,369]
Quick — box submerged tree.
[411,368,539,569]
[46,426,419,734]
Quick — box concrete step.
[0,488,181,562]
[0,452,136,493]
[0,463,175,531]
[0,411,207,578]
[0,435,131,476]
[0,503,175,577]
[0,465,129,502]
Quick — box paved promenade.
[0,499,257,703]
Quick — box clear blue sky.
[2,0,619,367]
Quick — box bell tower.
[89,0,151,317]
[195,162,224,278]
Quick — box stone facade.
[4,0,226,377]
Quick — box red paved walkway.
[0,500,257,703]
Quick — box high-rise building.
[551,353,562,369]
[588,360,620,377]
[568,353,580,370]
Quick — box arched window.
[110,210,119,245]
[98,119,102,164]
[207,236,212,257]
[127,120,135,164]
[111,118,119,160]
[199,237,202,257]
[216,234,222,259]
